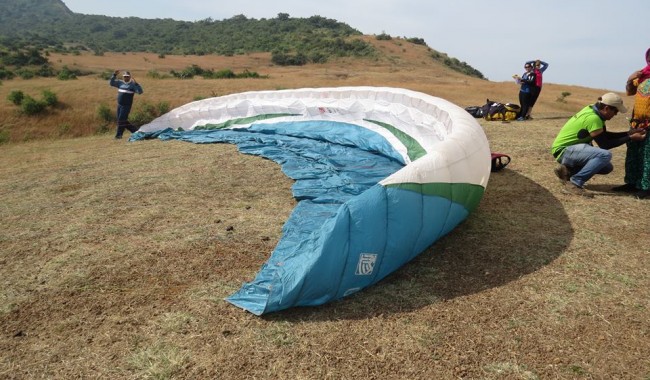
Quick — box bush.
[97,103,114,123]
[406,37,427,46]
[271,51,308,66]
[212,69,236,79]
[58,123,71,136]
[20,95,46,115]
[557,92,572,103]
[0,129,9,144]
[375,33,392,41]
[156,101,170,115]
[57,66,78,80]
[7,90,25,105]
[98,70,113,80]
[128,101,169,126]
[16,69,35,79]
[41,90,58,107]
[36,64,56,78]
[96,123,110,135]
[0,68,15,80]
[147,69,170,79]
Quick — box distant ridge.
[0,0,483,78]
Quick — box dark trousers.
[530,86,542,108]
[115,103,137,138]
[518,91,533,119]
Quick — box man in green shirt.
[551,93,647,197]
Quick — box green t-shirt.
[551,105,605,158]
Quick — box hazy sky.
[61,0,648,92]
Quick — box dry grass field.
[1,37,649,379]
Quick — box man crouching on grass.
[109,70,143,140]
[550,93,646,198]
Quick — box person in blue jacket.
[512,62,537,121]
[109,70,143,139]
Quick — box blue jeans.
[115,103,137,138]
[560,144,613,187]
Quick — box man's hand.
[629,129,647,141]
[113,69,120,76]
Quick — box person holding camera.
[513,63,536,121]
[109,70,143,139]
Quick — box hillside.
[0,32,620,145]
[0,0,482,77]
[1,43,649,379]
[0,0,370,60]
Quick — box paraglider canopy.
[134,86,491,315]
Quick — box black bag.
[464,106,485,118]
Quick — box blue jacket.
[109,75,143,106]
[519,71,537,94]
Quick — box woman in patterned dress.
[614,48,650,199]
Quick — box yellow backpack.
[482,100,521,121]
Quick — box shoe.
[516,117,525,121]
[562,182,594,198]
[553,164,570,182]
[634,190,650,199]
[611,183,637,193]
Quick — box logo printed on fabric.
[355,253,377,275]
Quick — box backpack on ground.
[482,100,521,121]
[464,105,485,118]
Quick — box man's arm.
[109,69,120,88]
[594,129,647,149]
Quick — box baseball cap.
[122,71,131,77]
[600,92,627,113]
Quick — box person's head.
[524,63,532,72]
[596,92,627,120]
[534,60,541,68]
[122,71,131,82]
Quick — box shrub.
[7,90,25,105]
[147,69,170,79]
[0,68,15,80]
[128,101,169,126]
[16,69,35,79]
[271,51,307,66]
[97,103,114,123]
[57,66,78,80]
[20,95,46,115]
[213,69,236,79]
[406,37,427,46]
[58,123,71,136]
[0,129,9,144]
[375,33,392,41]
[98,70,113,80]
[41,90,58,107]
[156,101,170,115]
[557,92,572,103]
[36,64,56,78]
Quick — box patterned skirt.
[625,78,650,190]
[624,137,650,190]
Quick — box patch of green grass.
[128,342,188,380]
